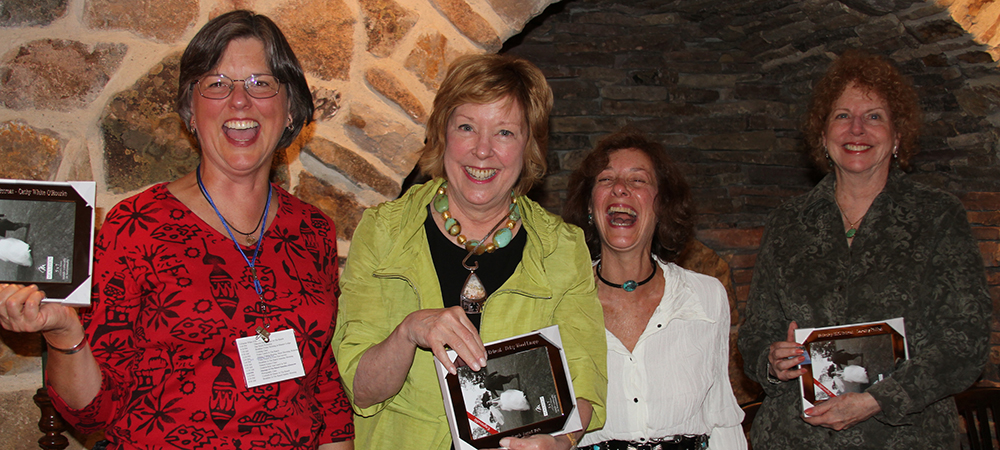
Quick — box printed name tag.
[235,328,305,388]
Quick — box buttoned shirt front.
[581,260,746,449]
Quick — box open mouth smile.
[465,166,498,181]
[223,119,260,143]
[606,205,637,226]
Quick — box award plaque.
[434,325,582,450]
[0,180,95,305]
[795,317,908,413]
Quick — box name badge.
[235,328,305,388]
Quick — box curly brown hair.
[803,49,921,172]
[562,127,694,262]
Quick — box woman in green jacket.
[332,54,607,450]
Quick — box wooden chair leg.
[33,387,68,450]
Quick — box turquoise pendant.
[622,280,638,292]
[846,228,857,238]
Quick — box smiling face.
[442,97,528,219]
[591,148,659,257]
[823,82,899,180]
[190,38,291,177]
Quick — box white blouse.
[580,260,747,449]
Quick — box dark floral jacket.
[738,171,990,449]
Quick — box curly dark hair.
[803,49,921,172]
[563,127,693,262]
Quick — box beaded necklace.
[432,182,520,254]
[432,181,521,313]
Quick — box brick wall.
[505,0,1000,397]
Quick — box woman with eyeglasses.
[0,11,354,449]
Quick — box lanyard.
[196,164,274,341]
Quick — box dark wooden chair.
[955,386,1000,450]
[740,395,763,450]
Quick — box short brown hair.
[176,10,314,150]
[417,54,553,196]
[803,49,921,172]
[563,127,694,262]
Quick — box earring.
[588,213,593,225]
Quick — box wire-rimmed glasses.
[195,74,283,100]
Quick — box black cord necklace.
[596,258,657,292]
[197,174,267,245]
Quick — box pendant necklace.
[197,178,266,246]
[596,258,656,292]
[834,195,864,239]
[433,182,520,314]
[197,164,274,342]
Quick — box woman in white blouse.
[563,128,746,450]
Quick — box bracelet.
[45,334,87,355]
[766,362,782,385]
[565,432,577,448]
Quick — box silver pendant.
[460,271,487,314]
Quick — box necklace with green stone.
[432,181,520,254]
[433,181,521,314]
[834,196,864,239]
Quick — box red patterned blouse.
[49,183,354,449]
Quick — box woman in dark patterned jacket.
[737,49,990,449]
[0,11,353,449]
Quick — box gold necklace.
[834,196,864,238]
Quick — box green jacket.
[333,178,608,449]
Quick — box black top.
[424,207,526,331]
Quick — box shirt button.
[638,438,645,442]
[657,324,662,328]
[633,398,639,403]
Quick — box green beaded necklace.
[433,181,521,314]
[432,182,521,254]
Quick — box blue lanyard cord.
[196,164,272,298]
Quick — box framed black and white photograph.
[795,318,908,412]
[0,180,95,305]
[435,325,582,450]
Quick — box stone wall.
[504,0,1000,402]
[3,0,1000,446]
[0,0,557,448]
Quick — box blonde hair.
[417,54,553,196]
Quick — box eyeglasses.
[195,74,283,100]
